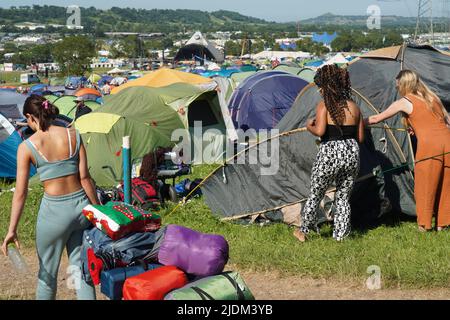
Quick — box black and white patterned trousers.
[299,139,360,241]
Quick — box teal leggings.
[36,189,96,300]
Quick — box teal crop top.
[24,129,81,182]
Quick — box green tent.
[75,84,228,186]
[297,68,316,83]
[229,71,256,90]
[272,65,302,75]
[44,94,59,104]
[53,95,101,119]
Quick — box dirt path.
[1,249,449,300]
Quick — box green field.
[0,164,449,289]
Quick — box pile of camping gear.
[80,201,254,300]
[96,147,196,211]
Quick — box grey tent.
[202,84,414,227]
[0,91,27,120]
[200,44,450,227]
[175,31,224,63]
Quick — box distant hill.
[300,12,443,27]
[0,6,442,33]
[0,5,275,33]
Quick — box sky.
[0,0,446,22]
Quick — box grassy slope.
[0,164,449,289]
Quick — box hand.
[1,231,20,256]
[407,127,415,136]
[307,118,316,127]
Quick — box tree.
[52,36,95,76]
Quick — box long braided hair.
[313,64,352,128]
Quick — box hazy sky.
[0,0,445,22]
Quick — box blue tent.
[312,32,338,45]
[0,113,36,178]
[98,75,113,86]
[228,71,308,130]
[65,76,87,90]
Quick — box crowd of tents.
[1,43,450,227]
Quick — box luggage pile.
[81,203,254,300]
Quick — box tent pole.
[123,136,131,204]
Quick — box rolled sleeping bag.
[157,224,229,277]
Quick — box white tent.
[175,31,224,63]
[252,51,311,61]
[107,67,127,75]
[325,53,349,65]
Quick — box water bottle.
[7,245,29,274]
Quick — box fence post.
[123,136,131,204]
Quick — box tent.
[43,94,60,104]
[110,68,214,95]
[98,75,113,86]
[74,88,102,101]
[107,68,127,75]
[110,77,127,86]
[0,114,36,178]
[201,44,450,226]
[88,73,101,84]
[229,71,257,90]
[65,76,86,90]
[273,65,316,82]
[75,84,229,185]
[347,44,450,112]
[0,91,27,118]
[174,31,224,63]
[297,68,316,83]
[304,59,324,68]
[53,95,101,119]
[201,84,413,227]
[228,71,309,130]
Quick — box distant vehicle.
[20,73,40,84]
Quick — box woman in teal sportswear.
[1,94,98,300]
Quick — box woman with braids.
[293,64,365,242]
[367,70,450,232]
[1,94,98,300]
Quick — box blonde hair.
[396,70,449,125]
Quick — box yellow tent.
[88,73,101,84]
[111,68,213,94]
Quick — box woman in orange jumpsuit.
[367,70,450,231]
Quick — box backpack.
[118,177,160,210]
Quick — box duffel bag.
[101,264,163,300]
[82,201,161,240]
[164,271,255,300]
[123,265,188,300]
[158,224,229,277]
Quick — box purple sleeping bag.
[158,225,229,277]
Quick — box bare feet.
[418,226,428,232]
[437,226,448,232]
[293,229,307,242]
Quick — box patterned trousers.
[300,139,360,241]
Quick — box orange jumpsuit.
[405,94,450,229]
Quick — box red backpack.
[118,178,159,209]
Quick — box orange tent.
[111,68,213,94]
[74,88,102,97]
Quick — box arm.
[367,98,412,125]
[1,143,30,255]
[306,101,327,137]
[78,142,99,205]
[358,111,365,144]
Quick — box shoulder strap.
[74,129,81,154]
[67,128,73,157]
[24,139,46,165]
[191,287,215,300]
[222,272,245,300]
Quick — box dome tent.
[75,84,229,186]
[228,71,309,130]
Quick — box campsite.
[0,2,449,303]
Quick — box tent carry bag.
[164,271,255,300]
[100,263,163,300]
[122,265,188,300]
